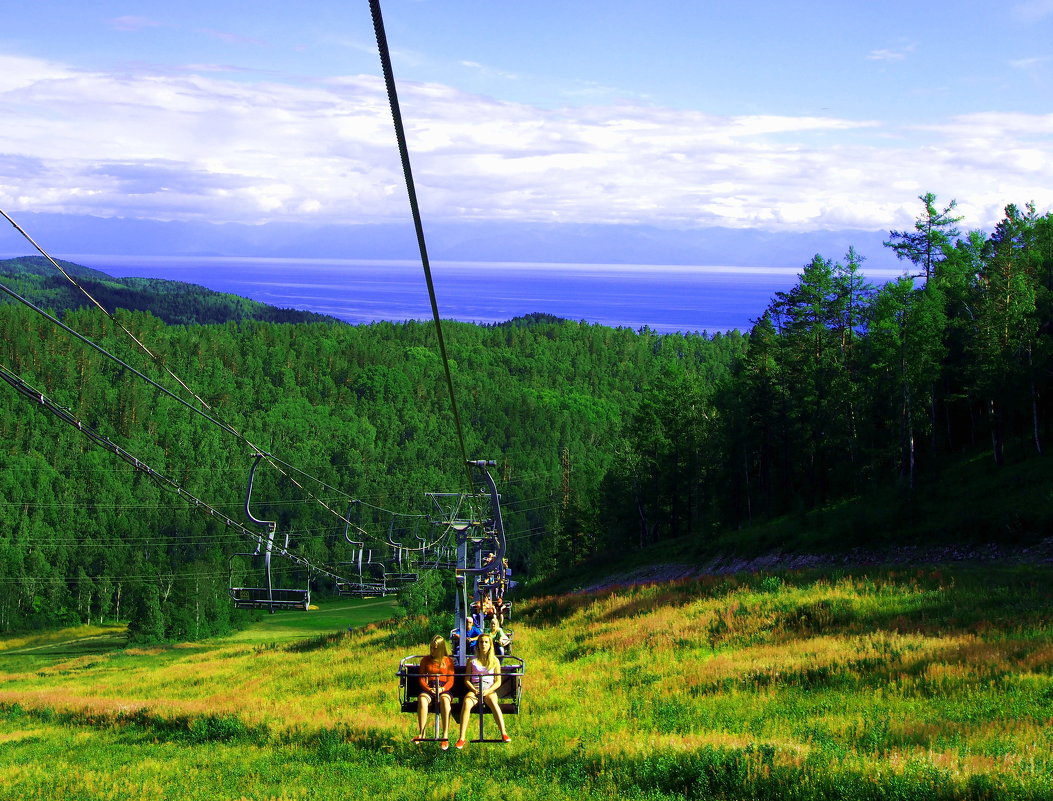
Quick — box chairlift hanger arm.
[456,475,507,576]
[341,500,371,545]
[245,452,277,533]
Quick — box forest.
[0,256,335,326]
[0,193,1051,640]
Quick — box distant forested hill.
[0,256,337,326]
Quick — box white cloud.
[459,60,518,81]
[867,41,915,63]
[1010,56,1051,69]
[0,54,1050,233]
[867,49,908,62]
[0,54,74,92]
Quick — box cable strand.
[368,0,473,488]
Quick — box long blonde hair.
[473,633,501,672]
[488,615,505,638]
[429,634,449,661]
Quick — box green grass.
[0,625,128,674]
[2,567,1052,799]
[0,597,399,674]
[221,597,400,645]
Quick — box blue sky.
[1,0,1051,255]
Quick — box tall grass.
[1,568,1051,799]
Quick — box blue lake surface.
[67,255,904,335]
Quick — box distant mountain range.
[0,212,900,271]
[0,256,338,326]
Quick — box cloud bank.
[0,53,1050,233]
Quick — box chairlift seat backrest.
[398,657,523,715]
[229,586,310,611]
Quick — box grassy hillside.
[1,565,1051,800]
[0,256,337,325]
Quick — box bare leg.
[457,693,478,743]
[438,694,452,740]
[416,693,432,738]
[483,692,508,738]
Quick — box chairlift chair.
[335,555,388,597]
[229,453,312,613]
[228,548,311,611]
[335,507,391,596]
[397,654,524,742]
[398,460,524,743]
[385,532,419,585]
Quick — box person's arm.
[483,663,502,696]
[439,662,455,694]
[417,658,434,694]
[464,663,478,694]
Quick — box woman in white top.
[454,633,510,748]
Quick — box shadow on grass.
[0,633,129,673]
[280,631,352,653]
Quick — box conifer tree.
[885,192,963,282]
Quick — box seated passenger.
[450,618,483,655]
[466,618,482,653]
[499,558,511,596]
[455,633,510,748]
[488,614,512,656]
[415,634,455,749]
[470,599,482,624]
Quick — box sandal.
[455,739,466,750]
[501,734,511,743]
[440,739,449,751]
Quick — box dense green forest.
[1,194,1051,640]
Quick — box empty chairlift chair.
[229,453,311,613]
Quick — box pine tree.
[885,192,963,282]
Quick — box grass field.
[1,568,1052,800]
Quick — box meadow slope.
[1,567,1052,800]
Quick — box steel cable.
[369,0,473,489]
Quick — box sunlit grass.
[2,568,1052,799]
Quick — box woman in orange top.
[416,634,455,748]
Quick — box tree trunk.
[743,451,753,525]
[1030,346,1042,455]
[990,398,1004,466]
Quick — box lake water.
[66,255,904,335]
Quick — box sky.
[0,0,1052,258]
